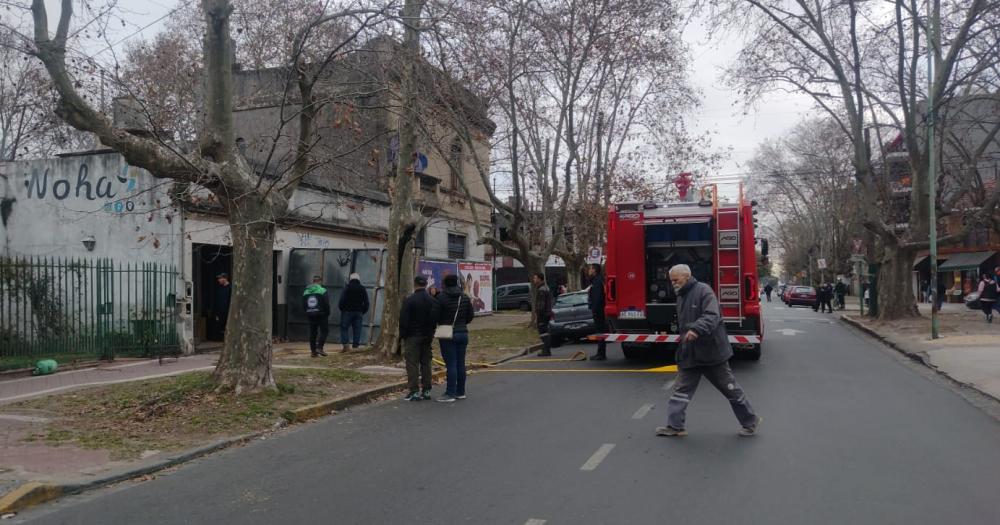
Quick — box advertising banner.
[417,259,458,291]
[459,262,493,315]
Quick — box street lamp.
[927,0,940,339]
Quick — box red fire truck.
[597,184,765,360]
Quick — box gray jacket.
[675,278,733,369]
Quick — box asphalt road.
[15,302,1000,524]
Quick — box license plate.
[619,310,646,320]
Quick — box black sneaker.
[589,353,607,361]
[456,394,467,400]
[739,416,763,437]
[436,395,457,403]
[537,350,553,357]
[403,391,422,402]
[421,390,432,400]
[316,349,328,357]
[655,426,687,437]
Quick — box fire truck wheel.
[621,344,642,360]
[744,344,762,361]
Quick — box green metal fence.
[0,257,179,367]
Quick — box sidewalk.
[843,303,1000,401]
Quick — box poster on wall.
[459,262,493,315]
[417,259,458,291]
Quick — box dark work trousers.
[765,291,772,302]
[404,336,433,393]
[820,296,833,313]
[537,322,551,353]
[666,361,758,431]
[592,312,607,356]
[308,316,329,354]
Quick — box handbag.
[434,295,463,340]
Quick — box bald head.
[669,264,692,292]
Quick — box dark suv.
[495,283,532,311]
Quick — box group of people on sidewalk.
[301,273,370,357]
[399,274,476,403]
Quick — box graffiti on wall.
[21,162,143,214]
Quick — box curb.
[839,315,1000,405]
[0,341,540,515]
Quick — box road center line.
[632,403,654,419]
[524,520,547,525]
[580,444,616,471]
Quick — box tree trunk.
[373,0,423,358]
[564,255,584,292]
[212,196,277,393]
[876,244,919,320]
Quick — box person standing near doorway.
[587,264,607,361]
[533,273,555,357]
[213,273,232,341]
[338,273,369,353]
[400,276,440,401]
[303,276,330,357]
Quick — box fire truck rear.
[597,183,766,360]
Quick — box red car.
[786,286,818,307]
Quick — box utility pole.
[928,0,940,339]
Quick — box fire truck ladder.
[715,203,743,322]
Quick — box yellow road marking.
[478,365,677,374]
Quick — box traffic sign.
[817,258,827,270]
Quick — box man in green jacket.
[303,276,331,357]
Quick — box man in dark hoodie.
[434,274,476,402]
[587,264,607,361]
[533,273,555,357]
[302,275,330,357]
[338,272,370,352]
[655,264,761,438]
[400,275,440,401]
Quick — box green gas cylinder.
[33,359,58,375]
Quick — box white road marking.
[775,328,804,336]
[662,379,675,391]
[632,403,654,419]
[581,444,616,471]
[524,520,547,525]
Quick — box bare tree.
[711,0,1000,319]
[22,0,390,393]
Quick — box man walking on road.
[834,280,847,310]
[656,264,761,437]
[303,276,330,357]
[587,264,607,361]
[400,275,440,401]
[763,283,773,302]
[339,273,370,352]
[533,273,555,357]
[819,282,834,313]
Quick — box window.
[447,232,467,260]
[414,228,426,251]
[449,139,463,189]
[419,174,439,192]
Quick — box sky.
[42,0,817,178]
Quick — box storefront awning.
[938,251,996,272]
[913,255,929,269]
[913,255,949,269]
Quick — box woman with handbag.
[434,274,476,403]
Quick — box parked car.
[965,291,981,310]
[786,286,818,308]
[549,291,596,347]
[781,285,794,304]
[495,282,532,311]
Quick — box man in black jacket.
[587,264,607,361]
[302,276,330,357]
[533,273,554,357]
[656,264,760,438]
[338,272,370,352]
[400,275,440,401]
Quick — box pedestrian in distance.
[587,264,608,361]
[434,274,476,402]
[338,272,370,353]
[303,276,330,357]
[819,282,834,313]
[976,273,999,323]
[936,281,947,311]
[400,275,441,401]
[533,273,555,357]
[656,264,761,438]
[213,272,232,340]
[834,280,847,310]
[763,283,773,302]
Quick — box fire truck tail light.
[607,278,616,302]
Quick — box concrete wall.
[0,153,180,261]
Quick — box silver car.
[549,291,597,347]
[495,283,532,311]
